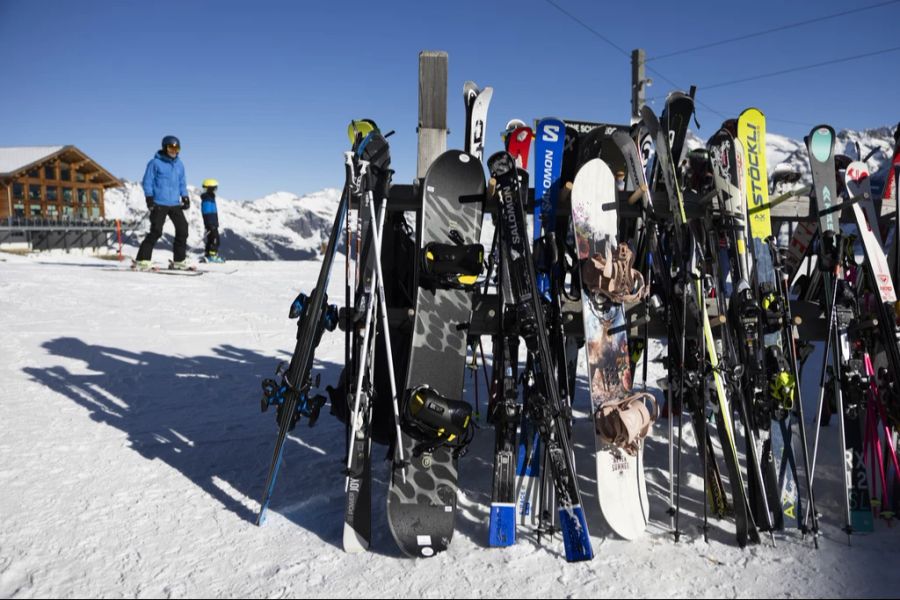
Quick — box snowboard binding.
[402,386,475,457]
[594,392,658,456]
[581,243,648,306]
[421,239,484,290]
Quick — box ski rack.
[368,182,832,341]
[378,182,823,223]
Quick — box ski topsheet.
[739,107,793,531]
[534,117,566,299]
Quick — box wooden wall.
[1,156,108,219]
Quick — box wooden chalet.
[0,146,121,220]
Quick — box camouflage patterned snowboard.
[387,150,484,557]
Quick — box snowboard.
[571,157,649,540]
[387,149,485,558]
[127,261,203,276]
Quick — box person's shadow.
[24,337,348,547]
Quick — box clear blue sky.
[2,0,898,200]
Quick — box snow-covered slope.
[104,184,342,260]
[3,254,900,597]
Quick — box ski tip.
[559,506,594,562]
[343,528,371,553]
[488,504,517,547]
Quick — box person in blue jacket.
[135,135,191,269]
[200,178,224,262]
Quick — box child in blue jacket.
[201,179,224,262]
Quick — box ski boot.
[169,259,195,271]
[132,259,154,272]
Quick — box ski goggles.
[166,143,181,151]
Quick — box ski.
[255,153,348,526]
[643,101,760,546]
[464,82,493,161]
[342,125,395,552]
[488,150,593,562]
[806,124,857,537]
[738,107,791,532]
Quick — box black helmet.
[161,135,181,150]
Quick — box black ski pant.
[205,227,220,256]
[137,205,188,262]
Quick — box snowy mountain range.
[105,126,897,261]
[685,125,898,194]
[104,184,343,261]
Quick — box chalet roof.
[0,146,65,175]
[0,145,121,187]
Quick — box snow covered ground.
[3,252,900,598]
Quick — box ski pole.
[369,195,406,482]
[344,152,355,461]
[344,199,379,486]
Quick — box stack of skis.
[252,82,900,560]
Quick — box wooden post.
[631,49,647,124]
[416,50,448,180]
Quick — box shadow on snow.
[24,338,352,550]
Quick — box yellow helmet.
[202,178,219,188]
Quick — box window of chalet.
[75,171,85,183]
[59,162,71,181]
[27,168,38,178]
[13,183,24,200]
[77,189,87,204]
[78,205,89,218]
[63,204,73,217]
[30,203,41,216]
[29,184,41,200]
[91,189,99,203]
[47,204,58,217]
[91,204,100,218]
[62,187,73,203]
[46,186,58,202]
[44,164,56,179]
[13,201,24,217]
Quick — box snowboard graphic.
[387,150,484,557]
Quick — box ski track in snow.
[2,253,900,598]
